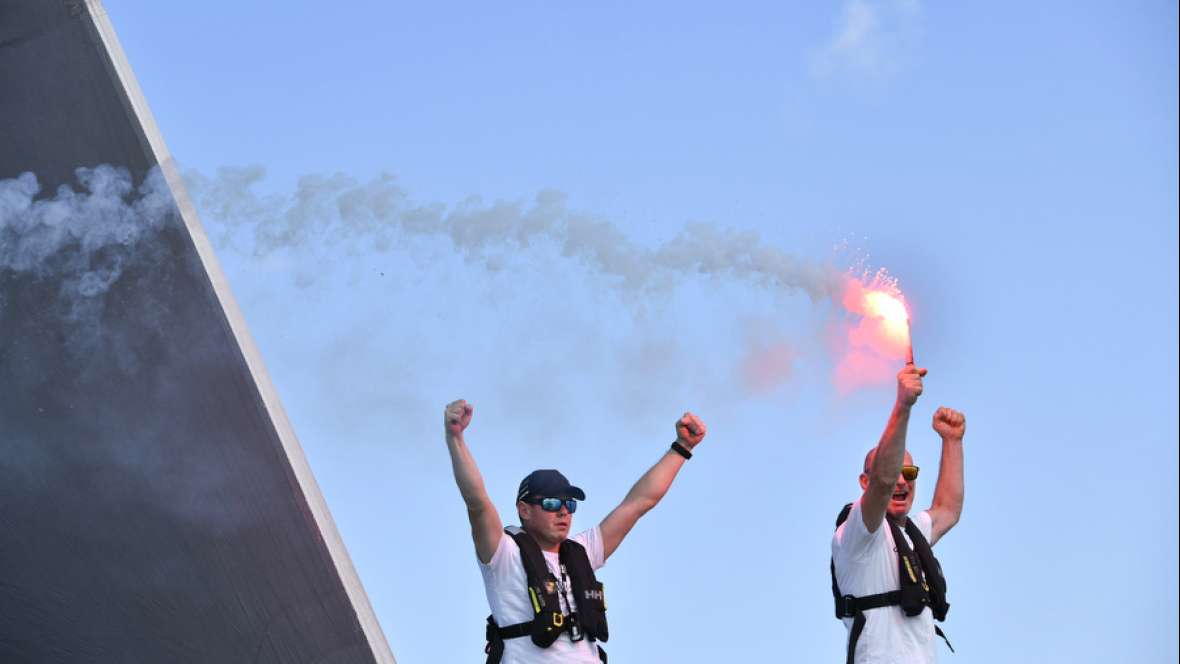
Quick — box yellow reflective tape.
[902,557,918,583]
[529,587,542,614]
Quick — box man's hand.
[675,412,707,449]
[932,407,966,440]
[896,365,928,408]
[445,399,473,440]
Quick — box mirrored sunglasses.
[526,496,578,514]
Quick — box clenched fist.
[444,399,473,439]
[932,407,966,440]
[675,412,707,449]
[896,365,927,408]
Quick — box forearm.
[870,402,911,485]
[620,449,687,514]
[446,433,494,512]
[599,447,689,560]
[931,436,964,522]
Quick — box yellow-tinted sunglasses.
[901,465,920,481]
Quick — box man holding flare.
[831,363,967,664]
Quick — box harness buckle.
[840,595,857,618]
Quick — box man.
[831,364,966,664]
[443,398,708,664]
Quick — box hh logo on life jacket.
[583,589,604,601]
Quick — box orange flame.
[834,269,912,392]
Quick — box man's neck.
[523,526,561,553]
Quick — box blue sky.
[103,1,1177,661]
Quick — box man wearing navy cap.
[443,399,707,664]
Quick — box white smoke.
[183,166,846,303]
[1,164,872,397]
[0,165,175,321]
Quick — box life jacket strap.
[839,591,902,664]
[492,618,534,640]
[837,590,902,617]
[485,613,575,642]
[484,615,545,664]
[935,625,954,653]
[838,592,954,663]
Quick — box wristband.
[670,441,693,460]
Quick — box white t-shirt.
[831,498,937,664]
[480,526,606,664]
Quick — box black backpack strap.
[935,625,955,653]
[845,610,866,664]
[484,615,505,664]
[506,527,551,591]
[831,503,855,618]
[496,620,533,640]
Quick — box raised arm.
[443,399,503,564]
[599,412,707,561]
[926,406,965,545]
[861,365,926,533]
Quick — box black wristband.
[670,441,693,460]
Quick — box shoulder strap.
[831,503,855,618]
[835,502,854,528]
[504,526,550,589]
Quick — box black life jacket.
[830,503,952,664]
[484,526,608,664]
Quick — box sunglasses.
[525,496,578,514]
[901,465,920,481]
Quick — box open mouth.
[891,490,909,502]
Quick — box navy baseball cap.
[516,469,586,502]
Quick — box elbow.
[466,498,492,516]
[868,473,897,492]
[940,510,961,530]
[633,496,659,515]
[932,498,963,527]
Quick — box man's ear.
[858,473,869,492]
[516,501,529,523]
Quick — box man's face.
[518,498,573,545]
[861,450,917,519]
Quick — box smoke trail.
[183,166,847,303]
[182,166,923,393]
[0,165,898,393]
[0,165,175,327]
[1,163,267,531]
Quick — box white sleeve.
[831,498,884,562]
[480,529,517,571]
[573,526,606,570]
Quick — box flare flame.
[834,268,913,392]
